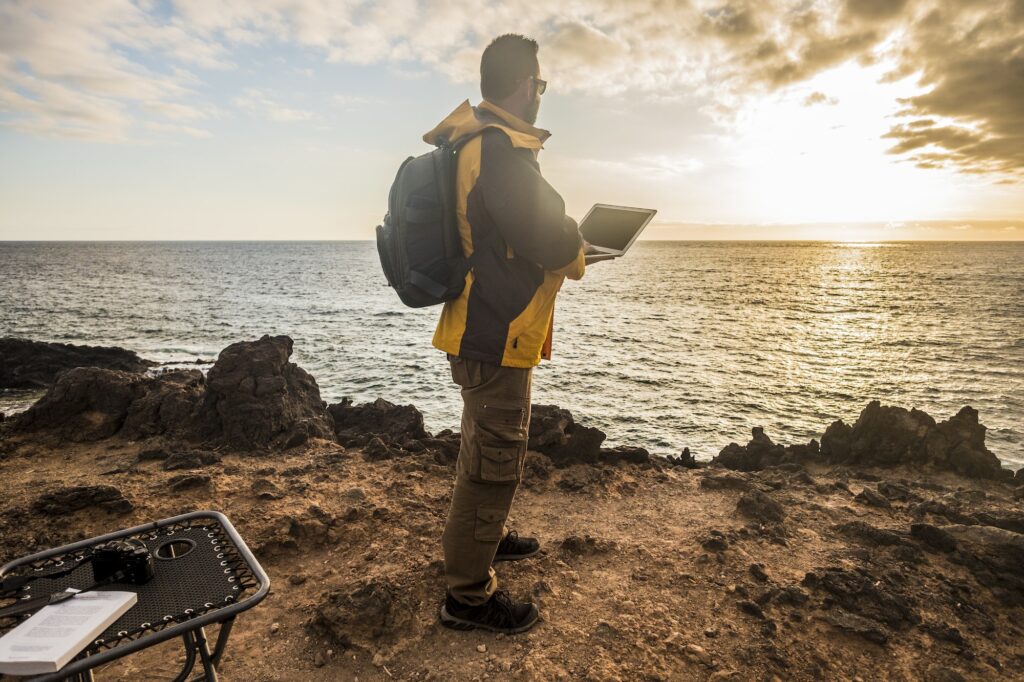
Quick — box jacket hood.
[422,100,550,151]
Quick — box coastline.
[1,336,1023,679]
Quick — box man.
[424,34,608,634]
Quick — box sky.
[0,0,1021,241]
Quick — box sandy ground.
[1,436,1023,681]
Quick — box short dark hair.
[480,34,539,100]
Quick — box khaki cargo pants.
[441,354,532,605]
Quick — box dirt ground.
[1,436,1023,681]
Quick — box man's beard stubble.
[524,96,540,125]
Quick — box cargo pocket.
[474,507,506,542]
[477,404,526,441]
[479,443,519,483]
[450,356,486,388]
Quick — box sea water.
[1,241,1021,468]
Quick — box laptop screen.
[579,206,653,252]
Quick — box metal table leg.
[192,626,219,682]
[171,631,198,682]
[210,617,235,666]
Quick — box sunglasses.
[532,76,547,95]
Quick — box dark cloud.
[881,0,1024,178]
[700,3,761,41]
[844,0,911,21]
[699,0,1023,181]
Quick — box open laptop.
[579,204,657,256]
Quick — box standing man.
[424,34,603,634]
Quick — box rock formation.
[0,337,152,389]
[528,404,607,465]
[712,401,1009,480]
[200,335,335,449]
[328,397,428,447]
[11,335,334,451]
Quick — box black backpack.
[375,133,482,308]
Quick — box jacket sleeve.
[477,130,585,280]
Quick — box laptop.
[578,204,657,256]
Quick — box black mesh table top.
[0,511,269,680]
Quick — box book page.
[0,590,137,676]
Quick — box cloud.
[234,88,315,122]
[0,0,1020,183]
[0,0,221,142]
[804,91,838,106]
[879,1,1024,179]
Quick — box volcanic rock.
[736,490,786,525]
[854,487,892,509]
[821,401,1004,479]
[328,397,427,446]
[699,471,753,491]
[823,608,890,644]
[32,484,133,515]
[13,367,151,442]
[712,427,819,472]
[162,450,221,471]
[938,524,1024,605]
[802,567,919,630]
[119,370,207,441]
[666,447,700,468]
[528,404,574,449]
[201,335,335,449]
[528,404,606,466]
[0,338,152,389]
[832,521,907,547]
[910,523,959,553]
[311,579,410,649]
[168,473,212,492]
[11,336,336,451]
[599,446,650,466]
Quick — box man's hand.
[583,240,617,265]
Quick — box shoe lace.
[483,590,517,627]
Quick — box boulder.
[528,404,574,450]
[528,404,606,466]
[599,446,650,466]
[119,370,207,441]
[802,566,919,630]
[13,368,150,441]
[821,401,1003,479]
[736,490,785,525]
[711,427,819,472]
[666,447,701,468]
[938,524,1024,606]
[328,397,427,446]
[33,484,133,515]
[832,521,908,547]
[0,338,152,389]
[854,487,892,509]
[201,335,335,449]
[310,579,410,649]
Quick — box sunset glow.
[0,0,1021,240]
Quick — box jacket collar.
[477,100,551,145]
[422,99,549,151]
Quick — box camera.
[91,539,155,586]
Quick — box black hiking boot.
[493,529,540,562]
[439,590,539,634]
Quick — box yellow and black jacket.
[424,100,586,368]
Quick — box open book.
[0,590,137,676]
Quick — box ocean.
[1,241,1022,469]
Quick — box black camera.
[91,539,155,586]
